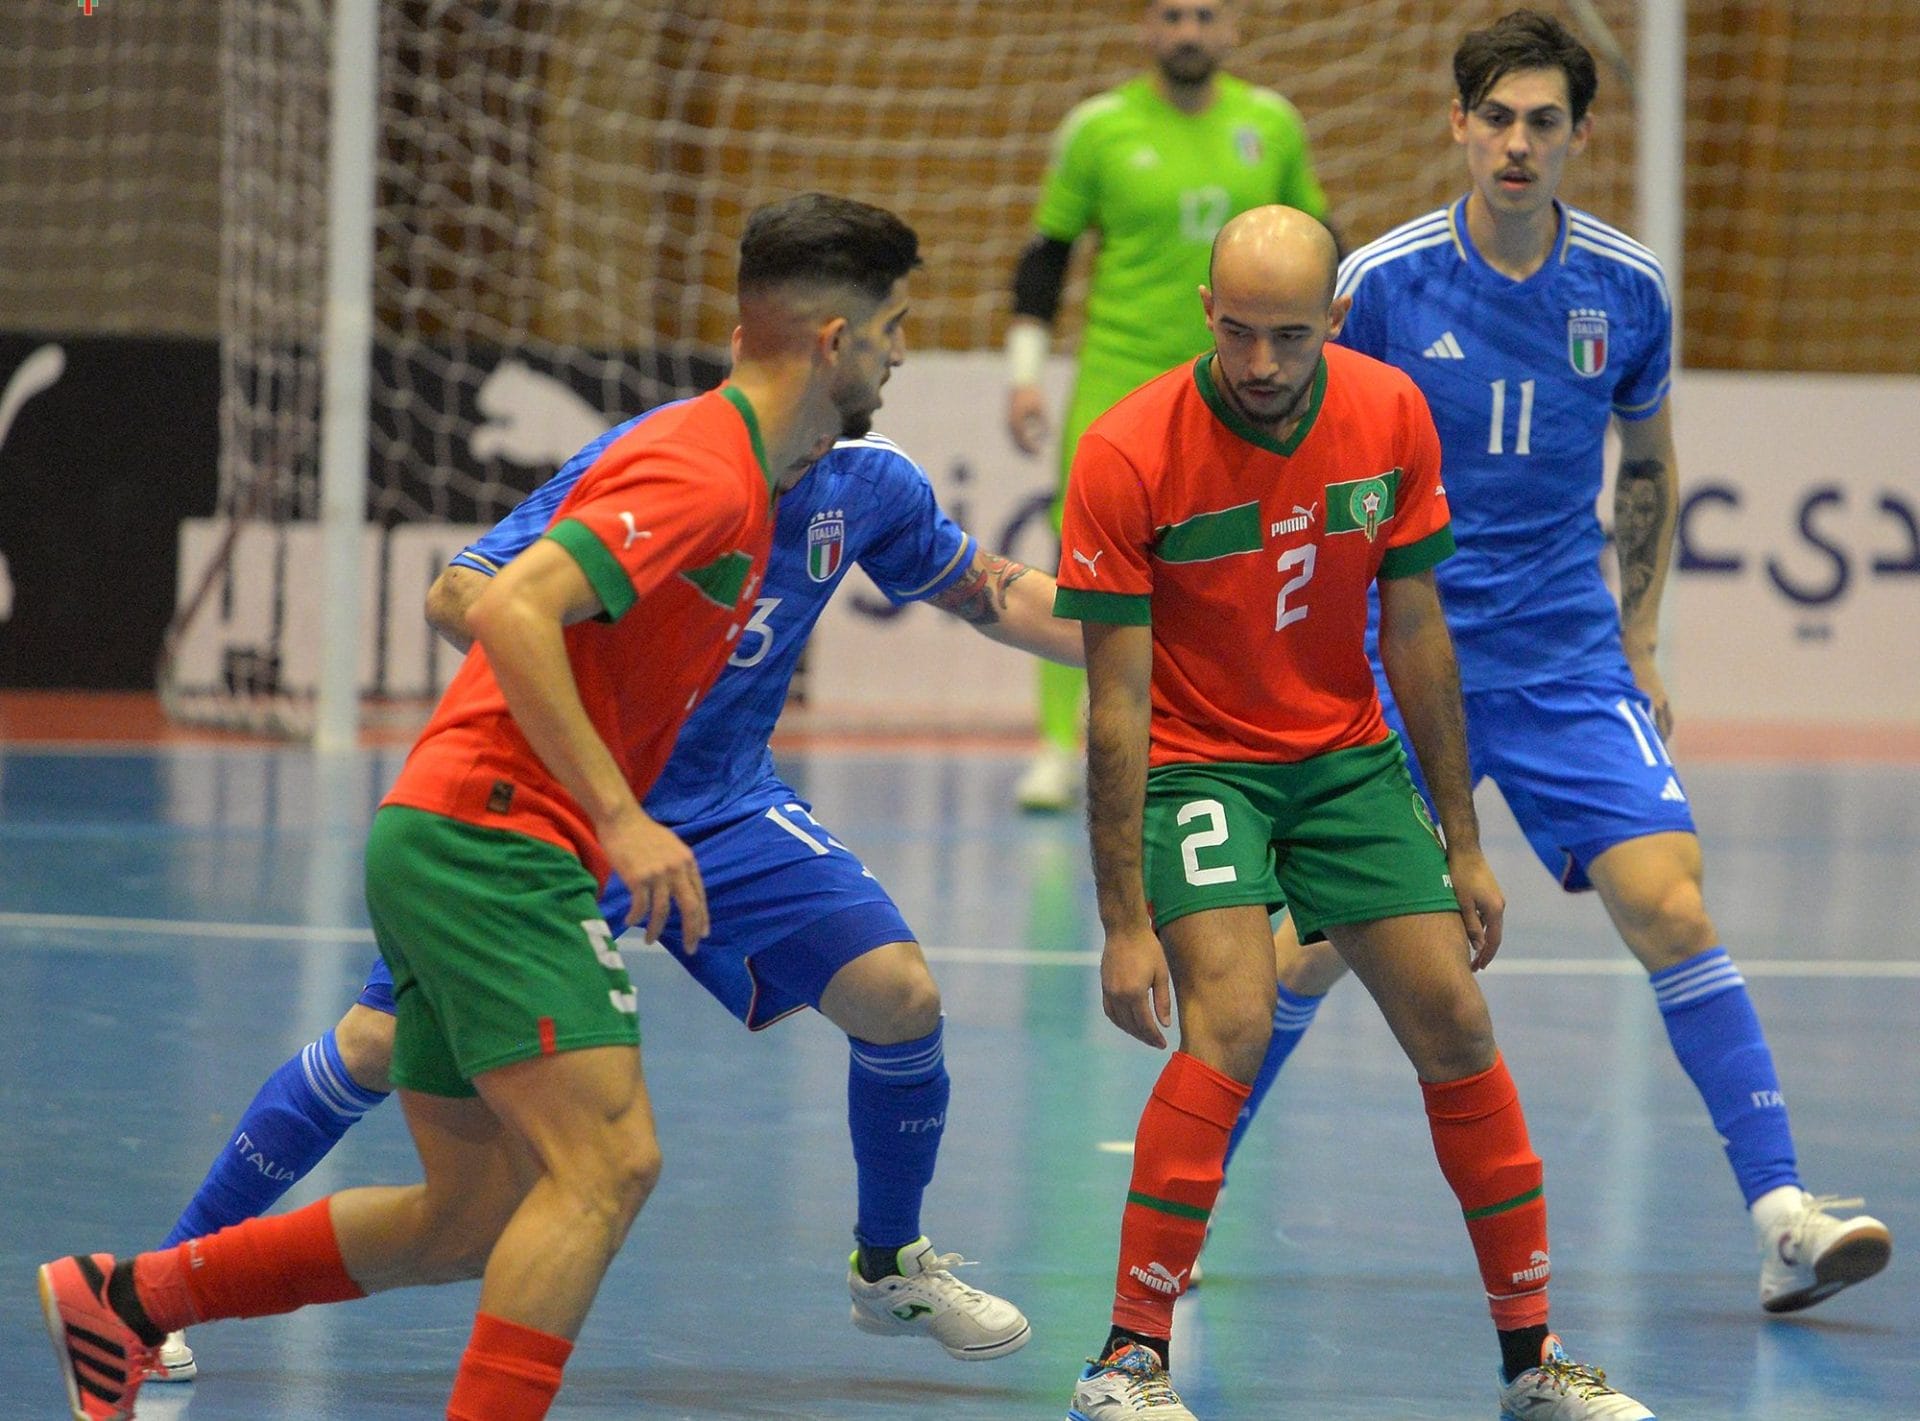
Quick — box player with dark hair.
[37,192,923,1421]
[1055,203,1653,1421]
[139,412,1080,1382]
[1004,0,1330,812]
[1213,7,1892,1318]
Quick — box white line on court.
[1,910,1917,977]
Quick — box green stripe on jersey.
[1054,585,1150,625]
[1378,523,1456,579]
[1325,469,1402,542]
[547,519,636,621]
[681,549,755,608]
[1156,500,1262,563]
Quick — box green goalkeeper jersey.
[1033,73,1327,377]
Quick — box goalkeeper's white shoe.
[1756,1189,1892,1313]
[144,1331,196,1383]
[1016,746,1080,813]
[1497,1335,1655,1420]
[848,1237,1030,1361]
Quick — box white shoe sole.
[850,1304,1032,1360]
[1763,1222,1893,1313]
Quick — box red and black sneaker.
[37,1253,155,1421]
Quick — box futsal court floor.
[1,706,1914,1419]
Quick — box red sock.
[132,1198,365,1330]
[1422,1054,1551,1329]
[1112,1051,1249,1338]
[446,1312,574,1421]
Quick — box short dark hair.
[1454,10,1598,126]
[737,193,922,306]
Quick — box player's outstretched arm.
[1613,400,1679,738]
[926,545,1084,666]
[1376,569,1503,968]
[1083,619,1172,1047]
[466,540,708,946]
[424,564,490,652]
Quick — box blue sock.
[1223,985,1324,1176]
[162,1028,390,1247]
[1650,947,1800,1205]
[847,1018,949,1251]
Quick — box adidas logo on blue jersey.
[1660,776,1688,803]
[1422,331,1465,359]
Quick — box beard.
[839,406,873,440]
[1223,370,1311,430]
[1157,46,1218,88]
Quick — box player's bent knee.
[820,942,943,1044]
[334,1003,397,1093]
[1403,993,1497,1081]
[1279,938,1348,996]
[1178,988,1280,1082]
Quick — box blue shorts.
[1380,672,1697,892]
[357,794,911,1031]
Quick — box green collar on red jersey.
[718,385,776,497]
[1194,352,1327,457]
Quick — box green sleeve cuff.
[1054,585,1150,625]
[1378,524,1455,580]
[545,518,636,621]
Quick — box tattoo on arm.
[1614,457,1669,626]
[928,551,1033,627]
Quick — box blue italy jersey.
[453,424,974,824]
[1336,197,1671,691]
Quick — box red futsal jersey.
[1055,345,1454,765]
[383,386,777,884]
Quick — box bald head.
[1200,206,1348,433]
[1208,205,1339,307]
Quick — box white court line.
[0,910,1917,977]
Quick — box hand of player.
[599,805,709,951]
[1007,385,1050,455]
[1625,646,1674,739]
[1101,922,1174,1049]
[1446,846,1505,971]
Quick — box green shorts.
[365,805,640,1097]
[1142,735,1459,941]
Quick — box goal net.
[149,0,1920,733]
[163,0,1652,733]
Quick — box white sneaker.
[146,1329,197,1382]
[1757,1190,1892,1313]
[848,1237,1031,1361]
[1016,746,1080,813]
[1067,1341,1197,1420]
[1498,1335,1654,1420]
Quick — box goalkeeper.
[1004,0,1331,811]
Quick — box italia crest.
[806,509,847,582]
[1568,308,1608,377]
[1234,126,1263,165]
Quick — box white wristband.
[1006,321,1049,387]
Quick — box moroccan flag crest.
[806,509,847,582]
[1568,307,1608,377]
[1325,470,1401,543]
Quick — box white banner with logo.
[169,355,1918,732]
[805,355,1920,731]
[1660,372,1919,726]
